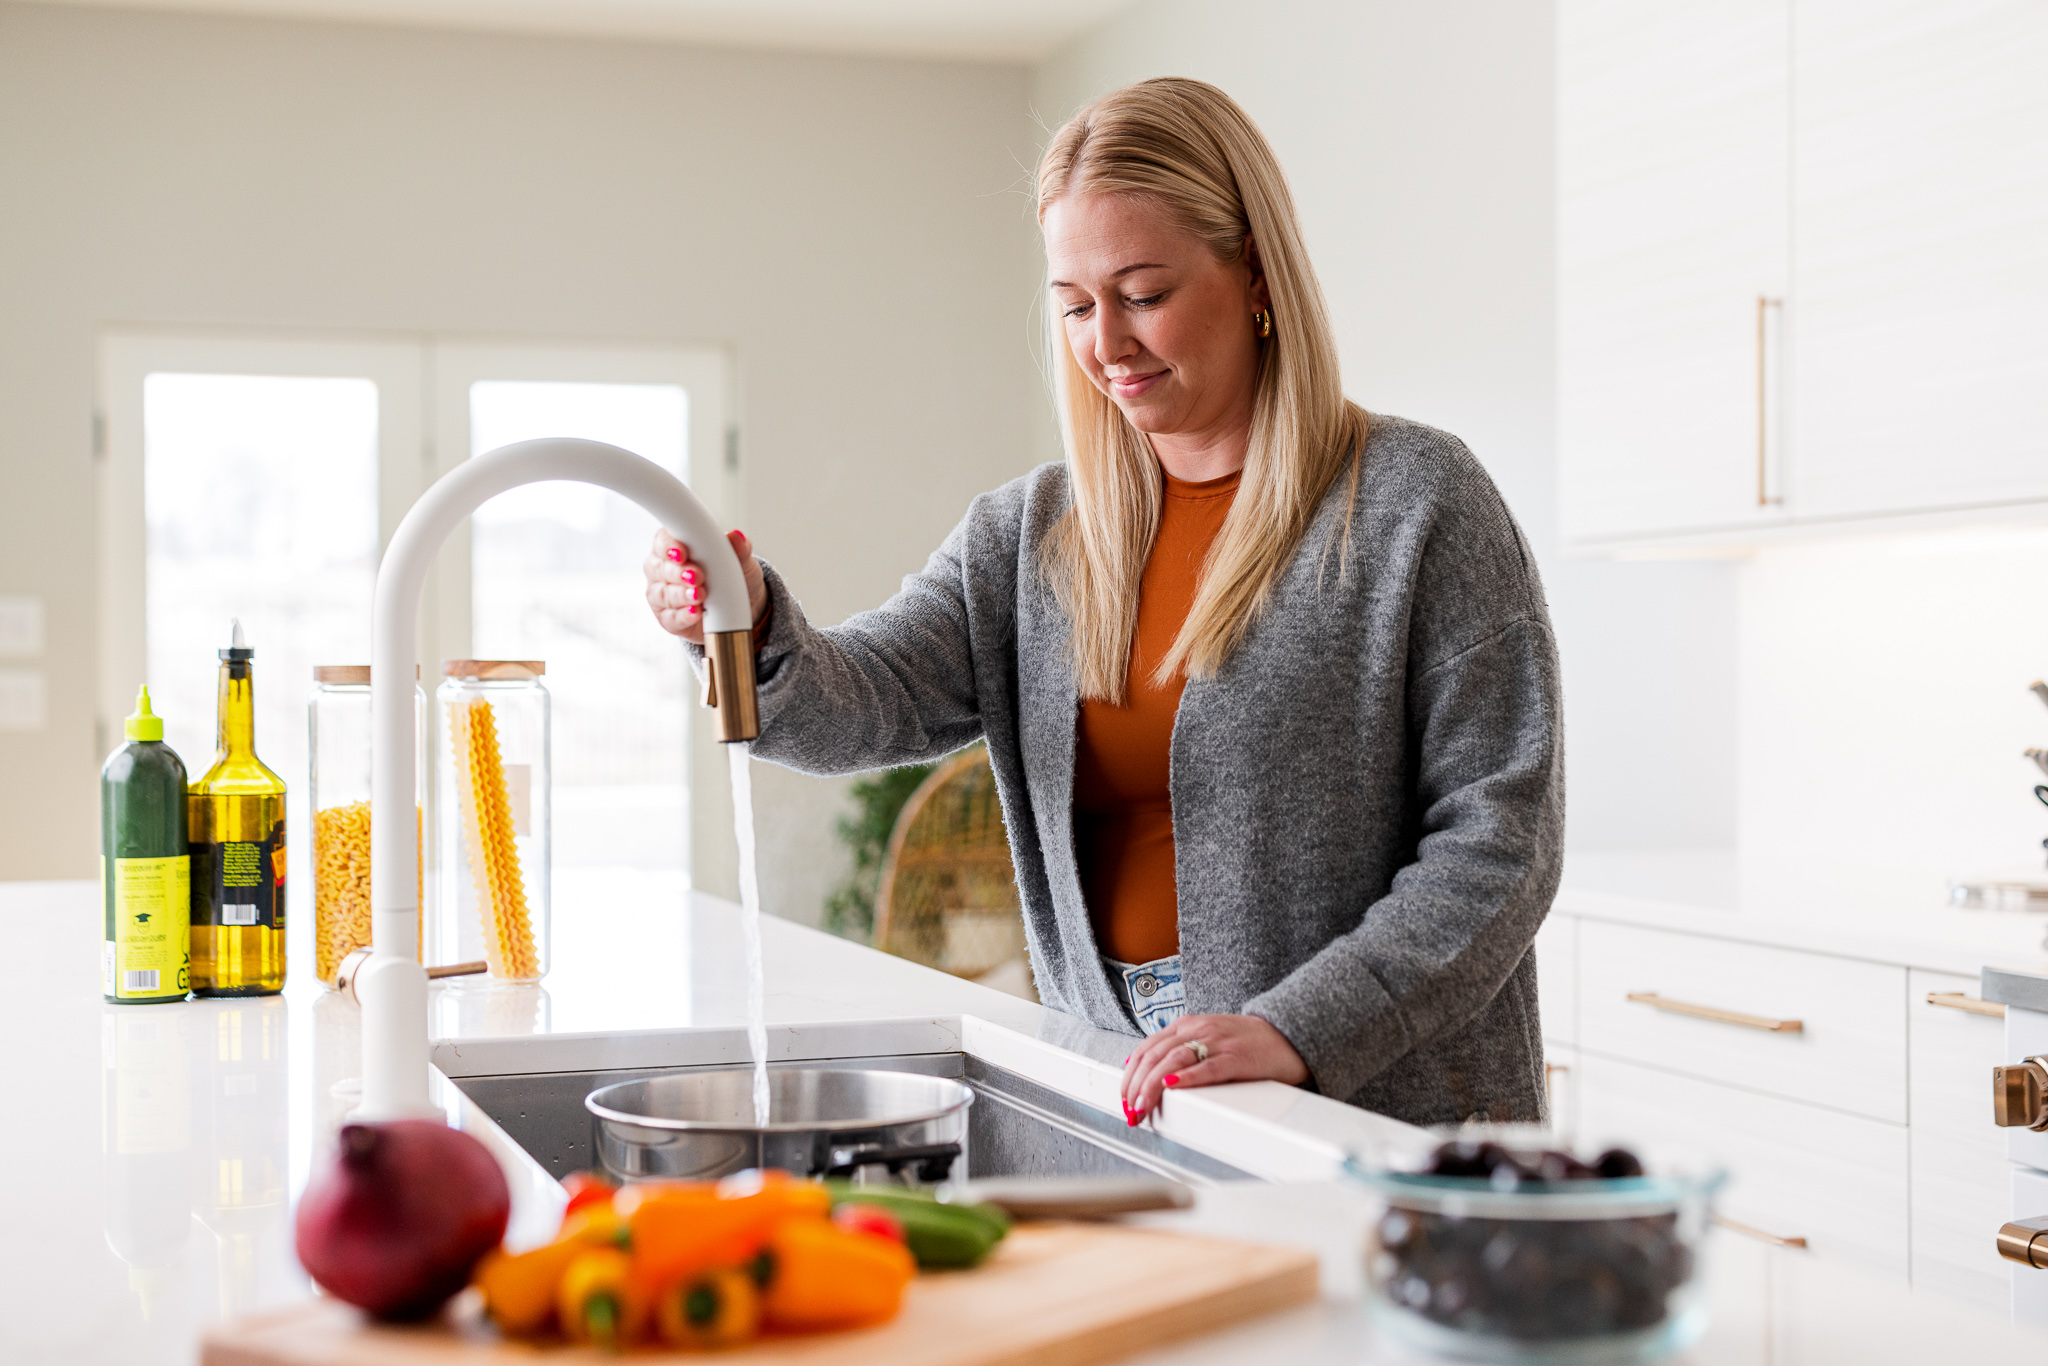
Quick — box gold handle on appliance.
[1756,295,1784,507]
[2000,1217,2048,1269]
[1714,1216,1808,1250]
[1994,1058,2048,1129]
[1927,991,2005,1018]
[1626,991,1803,1033]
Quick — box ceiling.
[38,0,1135,61]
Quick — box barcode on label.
[221,904,258,926]
[123,969,160,992]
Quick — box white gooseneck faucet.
[358,438,759,1120]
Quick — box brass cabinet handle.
[2000,1218,2048,1269]
[1756,295,1785,507]
[1626,991,1803,1033]
[1926,991,2004,1018]
[1715,1215,1808,1250]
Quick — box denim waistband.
[1103,952,1186,1036]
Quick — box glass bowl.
[1345,1129,1726,1364]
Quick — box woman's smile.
[1109,368,1168,398]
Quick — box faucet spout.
[359,437,756,1120]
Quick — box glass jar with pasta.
[308,666,426,986]
[436,662,550,986]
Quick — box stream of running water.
[728,741,771,1129]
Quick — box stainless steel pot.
[587,1068,972,1183]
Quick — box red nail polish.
[666,547,682,562]
[1164,1074,1180,1086]
[1122,1055,1130,1065]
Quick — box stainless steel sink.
[449,1052,1250,1186]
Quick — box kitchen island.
[7,871,2043,1366]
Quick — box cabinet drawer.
[1908,968,2006,1151]
[1576,1053,1907,1279]
[1535,913,1577,1048]
[1578,920,1906,1122]
[1910,1131,2010,1314]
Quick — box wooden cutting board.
[200,1222,1320,1366]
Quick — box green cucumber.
[824,1184,1009,1268]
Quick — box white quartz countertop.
[0,873,1421,1366]
[12,865,2043,1366]
[1556,850,2048,978]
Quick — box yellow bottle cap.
[125,686,164,742]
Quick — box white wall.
[1032,0,1740,854]
[0,2,1051,921]
[1737,528,2048,910]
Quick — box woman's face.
[1043,192,1269,448]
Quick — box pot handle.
[823,1141,962,1183]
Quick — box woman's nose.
[1090,313,1137,371]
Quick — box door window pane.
[143,374,380,945]
[467,382,690,875]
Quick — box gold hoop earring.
[1254,309,1273,339]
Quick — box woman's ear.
[1244,233,1271,312]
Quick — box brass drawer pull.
[1927,991,2004,1018]
[1715,1216,1807,1250]
[1627,991,1803,1034]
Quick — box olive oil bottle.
[101,686,190,1003]
[190,621,287,996]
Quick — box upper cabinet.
[1559,0,1790,544]
[1791,0,2048,521]
[1559,0,2048,549]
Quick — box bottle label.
[194,821,286,931]
[102,854,191,1000]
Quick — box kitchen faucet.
[358,438,760,1120]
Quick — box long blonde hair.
[1037,78,1367,703]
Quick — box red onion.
[294,1120,510,1321]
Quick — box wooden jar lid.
[442,660,546,679]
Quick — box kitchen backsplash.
[1737,525,2048,911]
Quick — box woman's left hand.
[1120,1013,1310,1124]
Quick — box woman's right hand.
[643,527,769,644]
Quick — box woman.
[644,78,1563,1129]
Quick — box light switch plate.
[0,596,42,658]
[0,668,47,730]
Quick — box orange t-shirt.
[1074,466,1241,965]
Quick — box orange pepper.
[629,1171,833,1289]
[759,1217,916,1333]
[473,1207,630,1337]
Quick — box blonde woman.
[644,78,1563,1129]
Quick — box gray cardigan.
[742,414,1564,1127]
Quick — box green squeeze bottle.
[102,687,191,1004]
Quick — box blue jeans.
[1104,953,1186,1036]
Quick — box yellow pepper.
[557,1247,648,1351]
[759,1217,916,1333]
[473,1207,630,1337]
[653,1267,760,1349]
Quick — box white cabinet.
[1559,0,2048,547]
[1577,920,1906,1123]
[1558,0,1790,542]
[1906,969,2011,1313]
[1576,1051,1910,1278]
[1534,913,1577,1048]
[1791,0,2048,520]
[1550,909,2016,1320]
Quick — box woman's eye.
[1128,293,1165,308]
[1062,303,1093,319]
